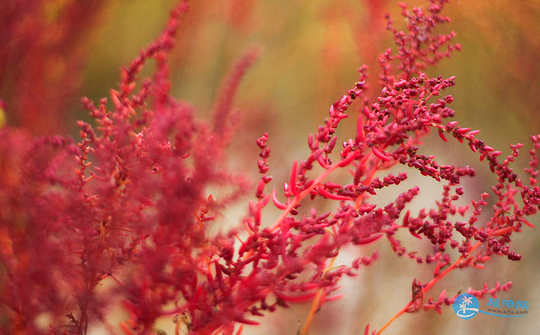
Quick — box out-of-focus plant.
[0,0,112,135]
[0,1,538,335]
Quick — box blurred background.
[1,0,539,334]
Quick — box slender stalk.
[375,301,413,335]
[270,152,358,231]
[299,158,379,335]
[299,289,326,335]
[376,237,494,334]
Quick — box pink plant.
[0,0,538,334]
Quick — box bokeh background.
[1,0,539,334]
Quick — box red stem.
[376,232,506,335]
[270,152,358,231]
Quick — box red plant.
[0,0,110,135]
[0,0,538,334]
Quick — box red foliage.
[0,0,110,135]
[0,0,539,334]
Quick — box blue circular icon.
[453,293,479,319]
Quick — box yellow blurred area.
[0,107,5,129]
